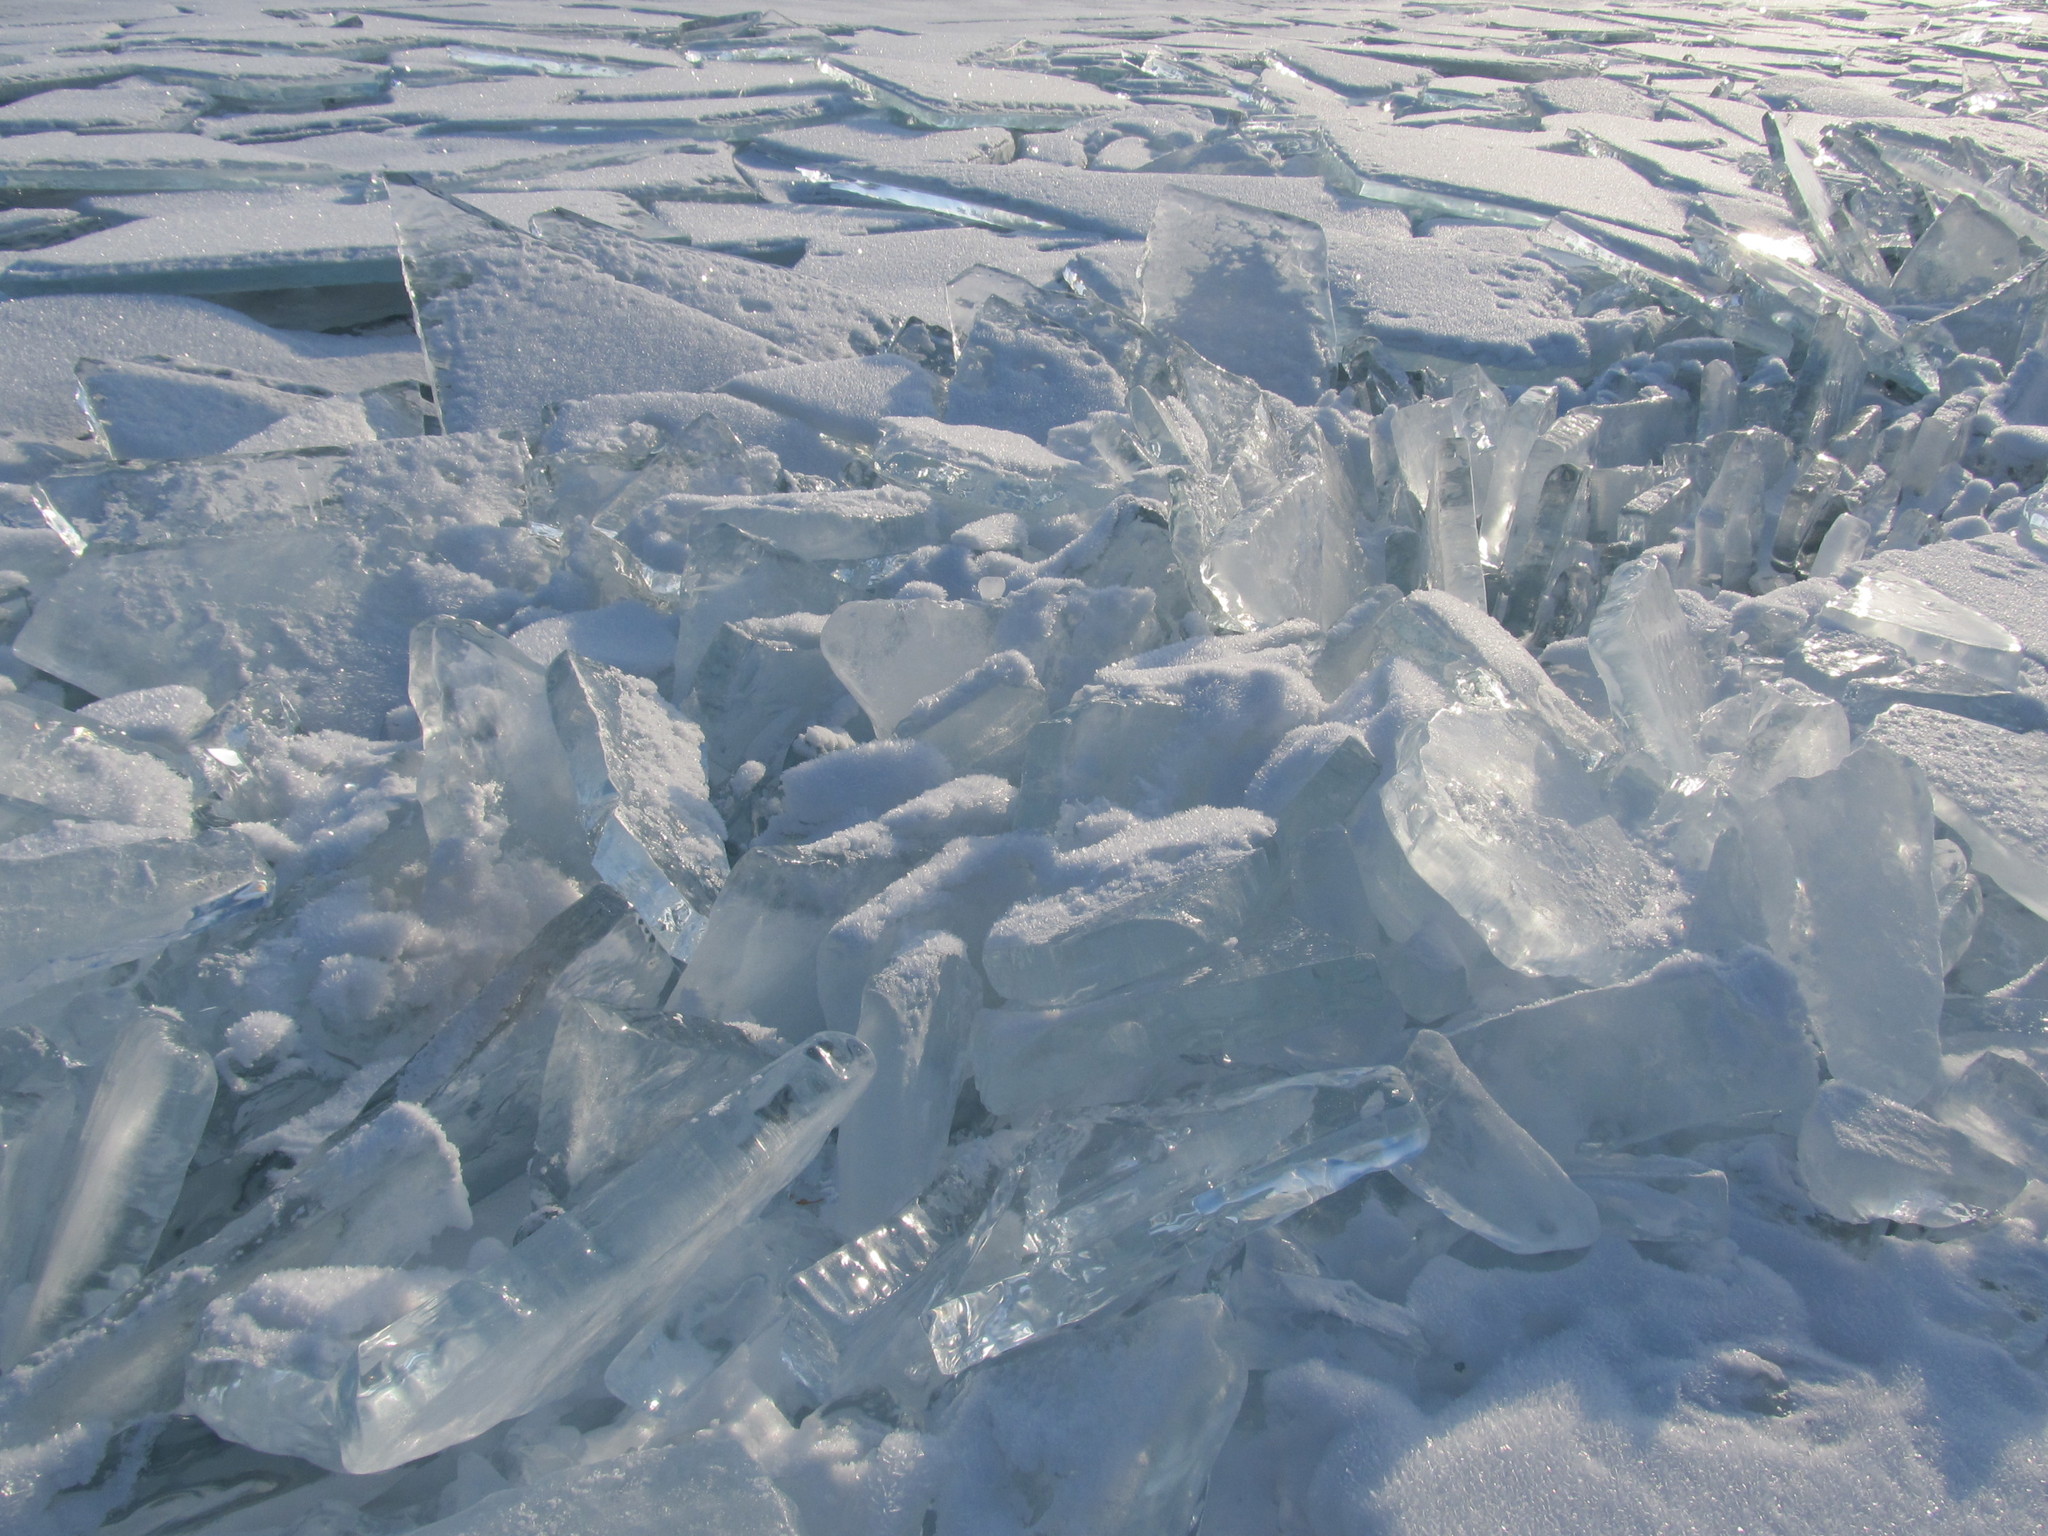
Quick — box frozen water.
[8,3,2048,1532]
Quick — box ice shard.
[1392,1029,1600,1255]
[336,1034,872,1473]
[547,651,729,959]
[925,1064,1423,1373]
[11,1009,214,1359]
[1798,1081,2025,1228]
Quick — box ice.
[184,1266,459,1469]
[925,1064,1424,1373]
[546,652,728,958]
[1391,1030,1600,1255]
[0,833,268,1006]
[835,932,979,1235]
[411,619,587,879]
[1450,949,1819,1157]
[1818,571,2023,687]
[1379,704,1683,984]
[1588,555,1711,775]
[0,1102,466,1447]
[936,1295,1244,1536]
[9,4,2048,1529]
[1140,189,1334,406]
[981,807,1275,1007]
[819,597,997,738]
[337,1034,871,1473]
[531,1001,764,1205]
[405,1439,798,1536]
[9,1008,214,1359]
[1798,1080,2025,1228]
[1866,705,2048,922]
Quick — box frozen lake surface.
[3,2,2048,1533]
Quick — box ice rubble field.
[15,2,2048,1535]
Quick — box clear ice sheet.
[9,4,2048,1533]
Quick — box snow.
[5,1,2048,1533]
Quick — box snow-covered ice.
[8,2,2048,1534]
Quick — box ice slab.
[0,193,400,297]
[1451,949,1819,1157]
[823,59,1127,131]
[391,185,789,435]
[1798,1080,2024,1228]
[1379,704,1682,984]
[722,357,939,452]
[1393,1029,1601,1255]
[1818,572,2022,688]
[0,833,267,1007]
[338,1034,871,1473]
[1866,705,2048,923]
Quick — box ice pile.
[8,1,2048,1534]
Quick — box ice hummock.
[8,6,2048,1535]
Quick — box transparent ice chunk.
[1451,948,1818,1157]
[0,1103,467,1446]
[897,650,1048,775]
[1588,554,1711,775]
[1391,1029,1599,1255]
[925,1064,1423,1374]
[1798,1080,2024,1228]
[1818,572,2022,688]
[1379,705,1682,984]
[1866,705,2048,923]
[1740,742,1944,1104]
[657,488,936,564]
[1928,1051,2048,1178]
[935,1295,1245,1536]
[337,1034,872,1473]
[693,611,849,786]
[819,598,998,738]
[0,1027,81,1368]
[530,1000,765,1206]
[411,618,587,878]
[13,1009,214,1358]
[0,833,268,1007]
[73,358,393,463]
[836,932,980,1235]
[547,651,727,958]
[184,1266,460,1470]
[1566,1152,1730,1243]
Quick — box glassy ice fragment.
[547,651,727,958]
[946,295,1126,445]
[824,58,1126,131]
[1819,573,2022,688]
[1890,194,2026,310]
[672,523,849,697]
[1588,554,1711,775]
[1140,188,1334,405]
[836,932,980,1236]
[13,1009,213,1358]
[659,488,936,563]
[0,1103,466,1446]
[935,1295,1244,1536]
[926,1064,1423,1373]
[1744,743,1943,1104]
[1928,1051,2048,1177]
[1808,510,1871,579]
[0,1028,79,1366]
[982,808,1275,1007]
[819,598,998,738]
[601,1222,797,1418]
[1379,705,1682,983]
[1865,705,2048,923]
[531,1000,765,1206]
[782,1147,1013,1405]
[1798,1080,2024,1228]
[1392,1029,1599,1255]
[74,358,386,463]
[971,933,1403,1120]
[411,618,587,878]
[0,833,268,1007]
[0,692,194,836]
[1452,948,1817,1157]
[874,416,1099,531]
[338,1034,873,1473]
[1424,435,1488,610]
[185,1266,459,1470]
